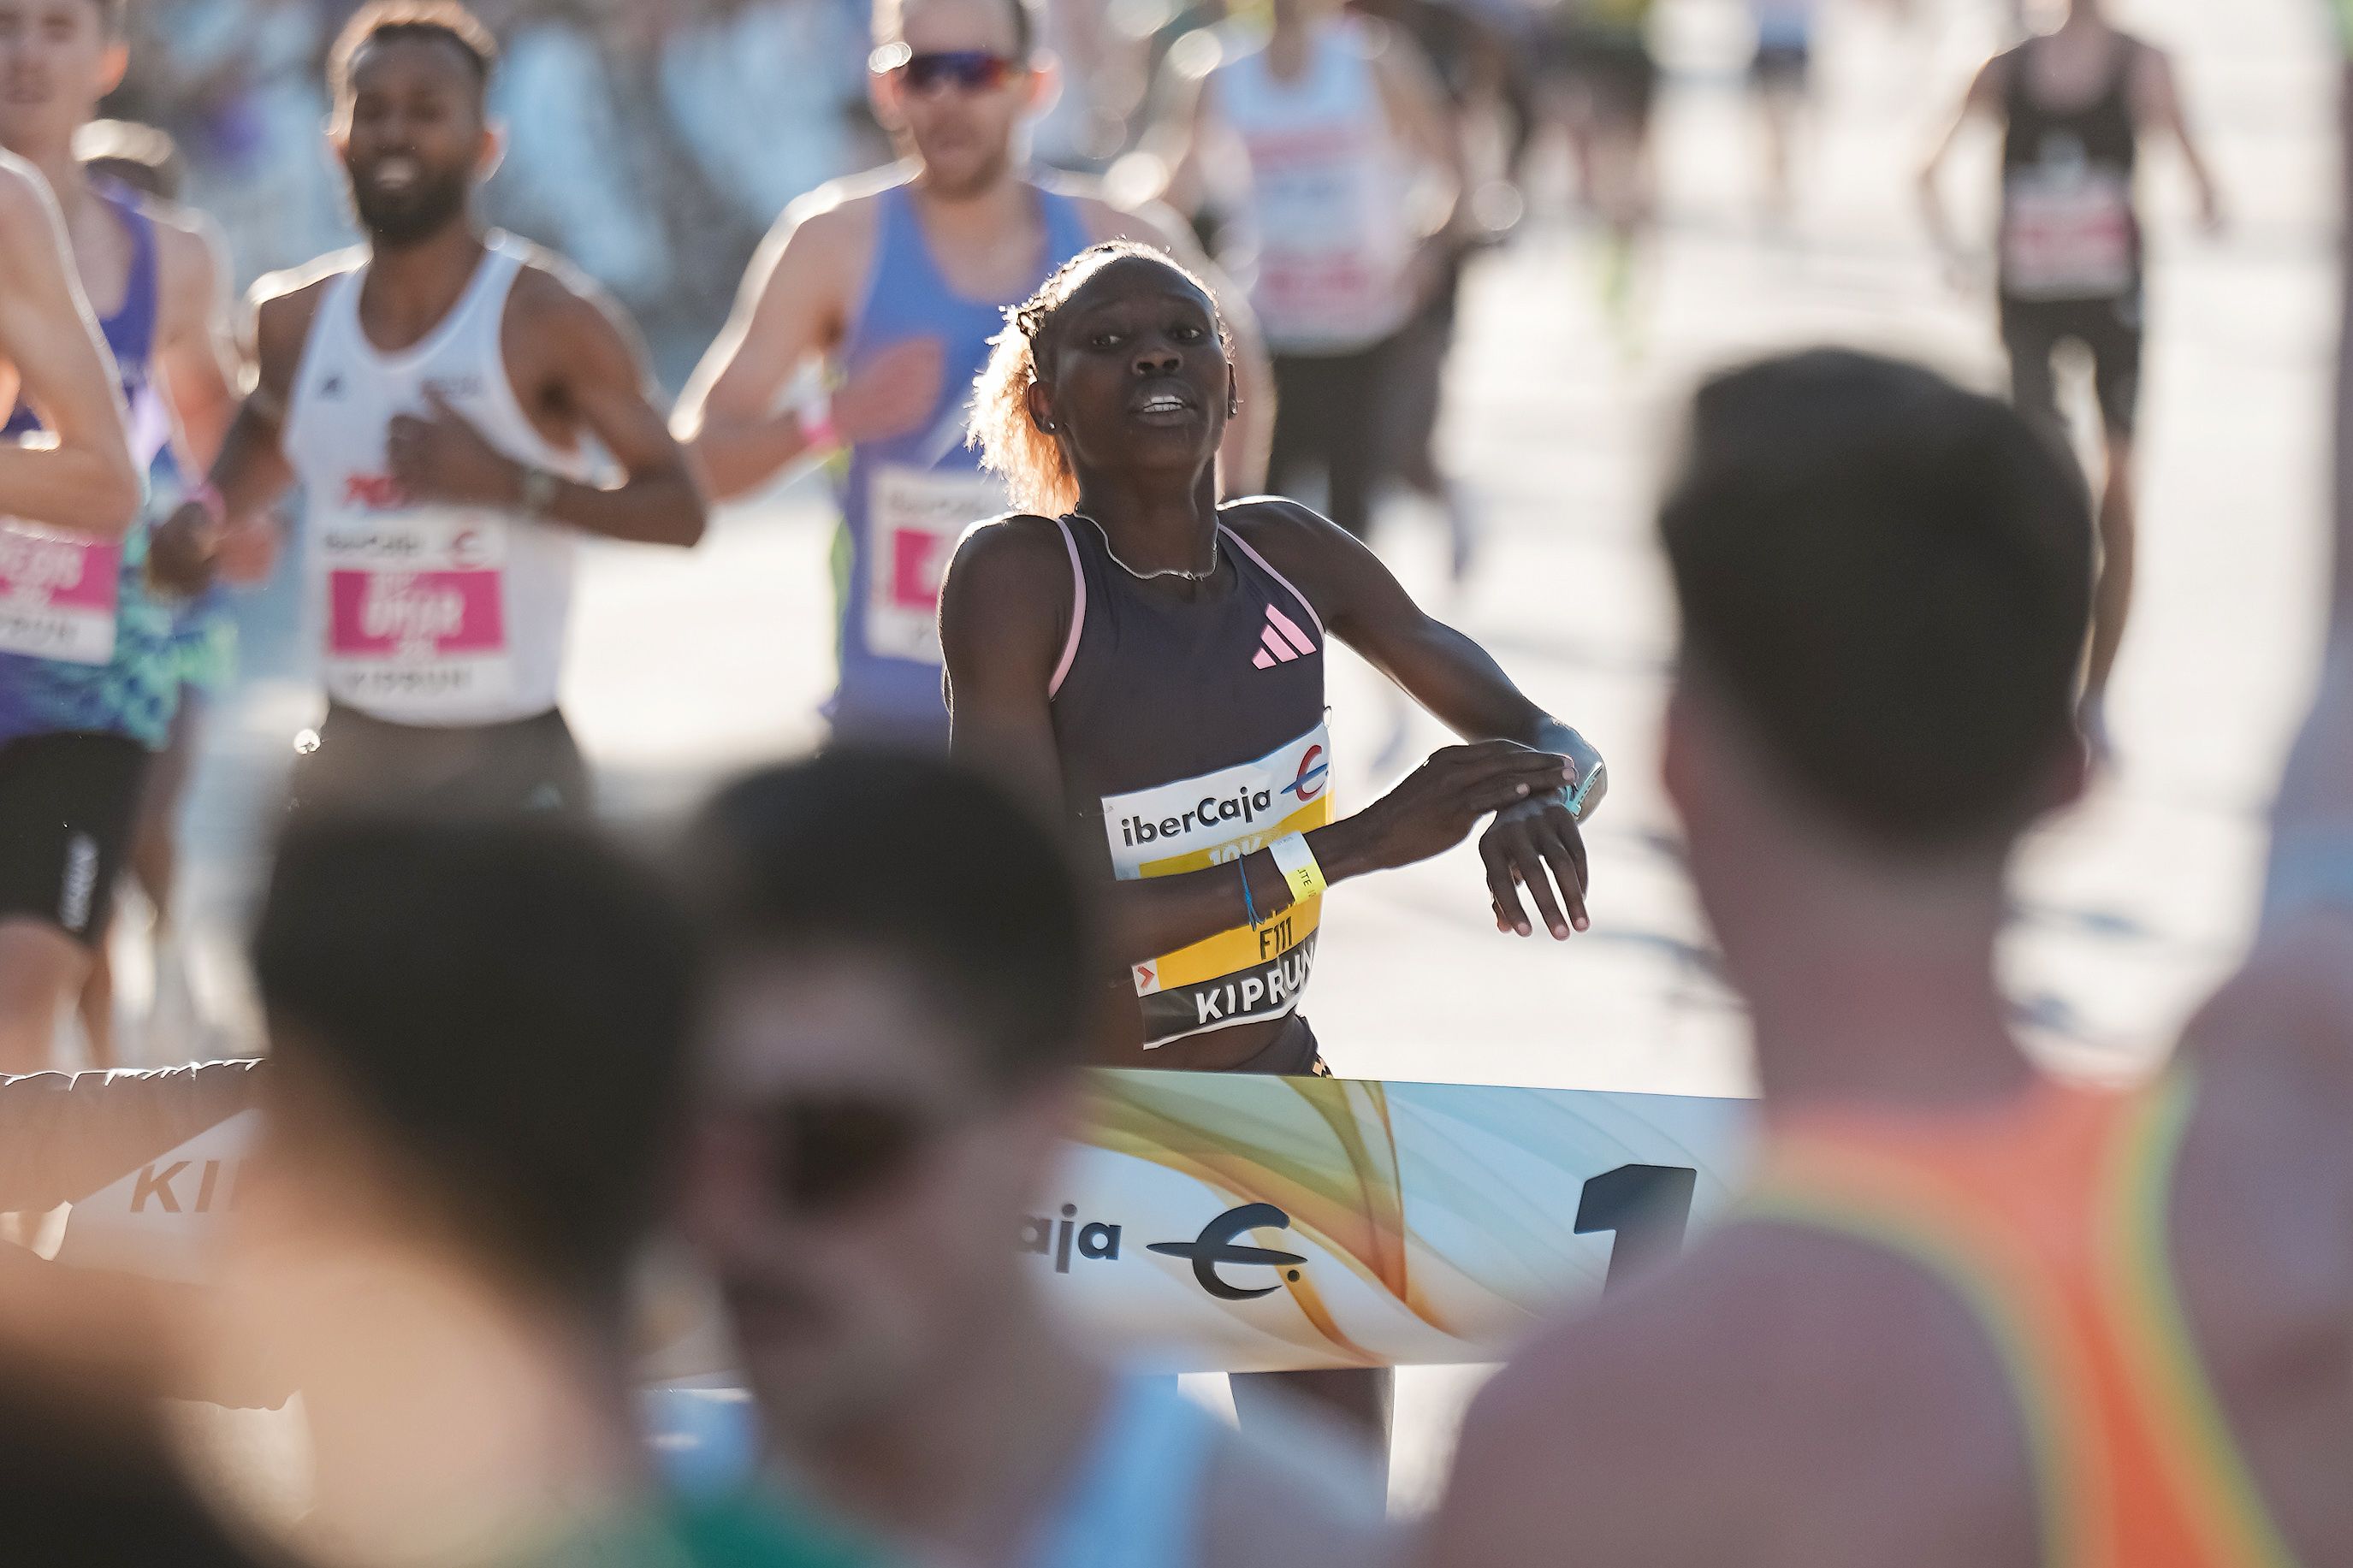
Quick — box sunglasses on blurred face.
[756,1093,945,1215]
[868,42,1023,94]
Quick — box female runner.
[939,242,1606,1458]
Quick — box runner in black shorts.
[1921,0,2222,753]
[942,241,1607,1476]
[1746,0,1815,220]
[1541,0,1659,328]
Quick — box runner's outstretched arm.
[386,270,707,548]
[941,517,1578,967]
[673,203,847,502]
[0,157,137,536]
[674,198,945,504]
[1917,58,2004,269]
[151,207,243,470]
[1234,500,1601,939]
[1370,24,1469,240]
[2133,47,2225,231]
[146,274,322,594]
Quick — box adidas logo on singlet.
[1251,603,1318,669]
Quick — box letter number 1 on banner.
[1574,1163,1699,1291]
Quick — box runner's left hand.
[387,388,522,507]
[145,500,220,597]
[1482,792,1589,941]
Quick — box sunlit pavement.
[157,0,2340,1517]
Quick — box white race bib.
[322,511,513,709]
[2005,168,2136,299]
[0,518,119,665]
[864,465,1006,663]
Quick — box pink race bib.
[0,521,121,666]
[328,568,506,659]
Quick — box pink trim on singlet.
[1048,518,1088,701]
[1218,524,1326,642]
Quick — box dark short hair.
[1661,349,2094,853]
[329,0,500,103]
[694,752,1099,1087]
[252,815,700,1307]
[873,0,1042,60]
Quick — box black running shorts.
[286,703,591,823]
[0,731,150,947]
[2001,292,2146,441]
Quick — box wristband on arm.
[1268,833,1326,907]
[797,383,842,456]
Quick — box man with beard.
[155,0,706,819]
[674,0,1271,753]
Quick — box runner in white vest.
[1158,0,1459,542]
[153,0,705,817]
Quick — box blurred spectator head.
[868,0,1054,197]
[251,814,702,1319]
[328,1,503,245]
[679,750,1100,1440]
[76,117,184,200]
[0,1352,282,1568]
[1659,349,2093,882]
[0,0,131,159]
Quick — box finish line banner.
[51,1068,1754,1374]
[1025,1071,1753,1373]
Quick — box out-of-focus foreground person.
[223,814,878,1568]
[681,751,1396,1568]
[1426,345,2353,1563]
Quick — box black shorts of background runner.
[1269,337,1402,541]
[1379,252,1467,497]
[287,704,590,823]
[1545,27,1660,127]
[2002,292,2145,442]
[0,732,150,948]
[1751,39,1810,93]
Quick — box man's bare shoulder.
[139,199,230,308]
[505,244,637,342]
[781,166,908,245]
[248,251,359,375]
[249,249,360,325]
[1429,1222,2041,1568]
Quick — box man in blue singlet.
[0,0,240,1069]
[676,0,1272,753]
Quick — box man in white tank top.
[152,0,706,819]
[1153,0,1461,541]
[681,754,1397,1568]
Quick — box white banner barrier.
[53,1072,1755,1374]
